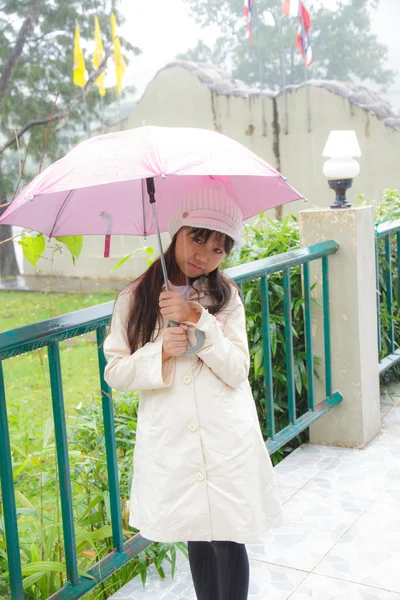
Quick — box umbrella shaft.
[151,202,170,292]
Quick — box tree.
[178,0,394,91]
[0,0,139,278]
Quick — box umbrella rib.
[48,189,75,239]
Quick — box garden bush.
[372,189,400,380]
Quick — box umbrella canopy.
[0,126,302,238]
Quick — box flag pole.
[304,59,311,133]
[256,3,266,137]
[301,17,311,133]
[279,13,288,134]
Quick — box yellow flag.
[111,13,126,95]
[73,23,86,88]
[93,16,106,96]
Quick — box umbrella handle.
[168,321,205,355]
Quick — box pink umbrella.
[0,126,302,239]
[0,126,303,352]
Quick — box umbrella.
[0,125,303,352]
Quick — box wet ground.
[110,385,400,599]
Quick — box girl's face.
[174,227,227,282]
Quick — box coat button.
[183,375,192,385]
[189,422,198,432]
[196,472,204,482]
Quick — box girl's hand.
[162,325,188,361]
[159,281,199,323]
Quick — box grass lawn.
[1,290,117,455]
[0,290,117,331]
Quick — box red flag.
[244,0,256,41]
[296,2,312,67]
[282,0,300,16]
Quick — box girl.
[103,180,283,600]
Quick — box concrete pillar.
[299,206,380,448]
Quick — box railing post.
[48,342,79,585]
[299,206,380,448]
[96,326,124,552]
[0,361,24,599]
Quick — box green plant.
[373,189,400,223]
[373,189,400,382]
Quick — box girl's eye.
[194,237,203,245]
[214,248,223,255]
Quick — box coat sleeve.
[184,287,250,388]
[103,288,175,393]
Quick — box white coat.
[103,279,283,543]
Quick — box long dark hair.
[126,227,235,354]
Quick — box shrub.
[373,189,400,380]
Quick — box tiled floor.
[110,385,400,599]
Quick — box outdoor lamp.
[322,130,361,209]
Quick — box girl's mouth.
[187,262,203,272]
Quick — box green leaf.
[16,508,40,519]
[56,236,83,264]
[112,253,135,271]
[31,542,41,562]
[15,490,35,510]
[79,510,104,527]
[13,457,33,477]
[79,493,105,522]
[43,418,54,449]
[112,246,154,271]
[21,561,94,579]
[170,544,177,579]
[103,491,112,525]
[294,361,302,395]
[17,232,45,269]
[44,524,59,561]
[175,542,188,559]
[23,572,50,590]
[76,526,112,551]
[138,551,148,586]
[270,322,277,357]
[254,347,263,378]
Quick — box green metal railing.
[0,239,341,599]
[225,240,341,454]
[0,305,152,600]
[375,218,400,374]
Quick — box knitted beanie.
[168,180,243,246]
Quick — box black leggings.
[188,541,250,600]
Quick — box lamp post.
[322,130,362,209]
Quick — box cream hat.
[168,180,243,246]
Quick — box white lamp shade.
[323,158,360,179]
[322,130,361,158]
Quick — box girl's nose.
[195,252,207,265]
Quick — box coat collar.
[162,277,208,300]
